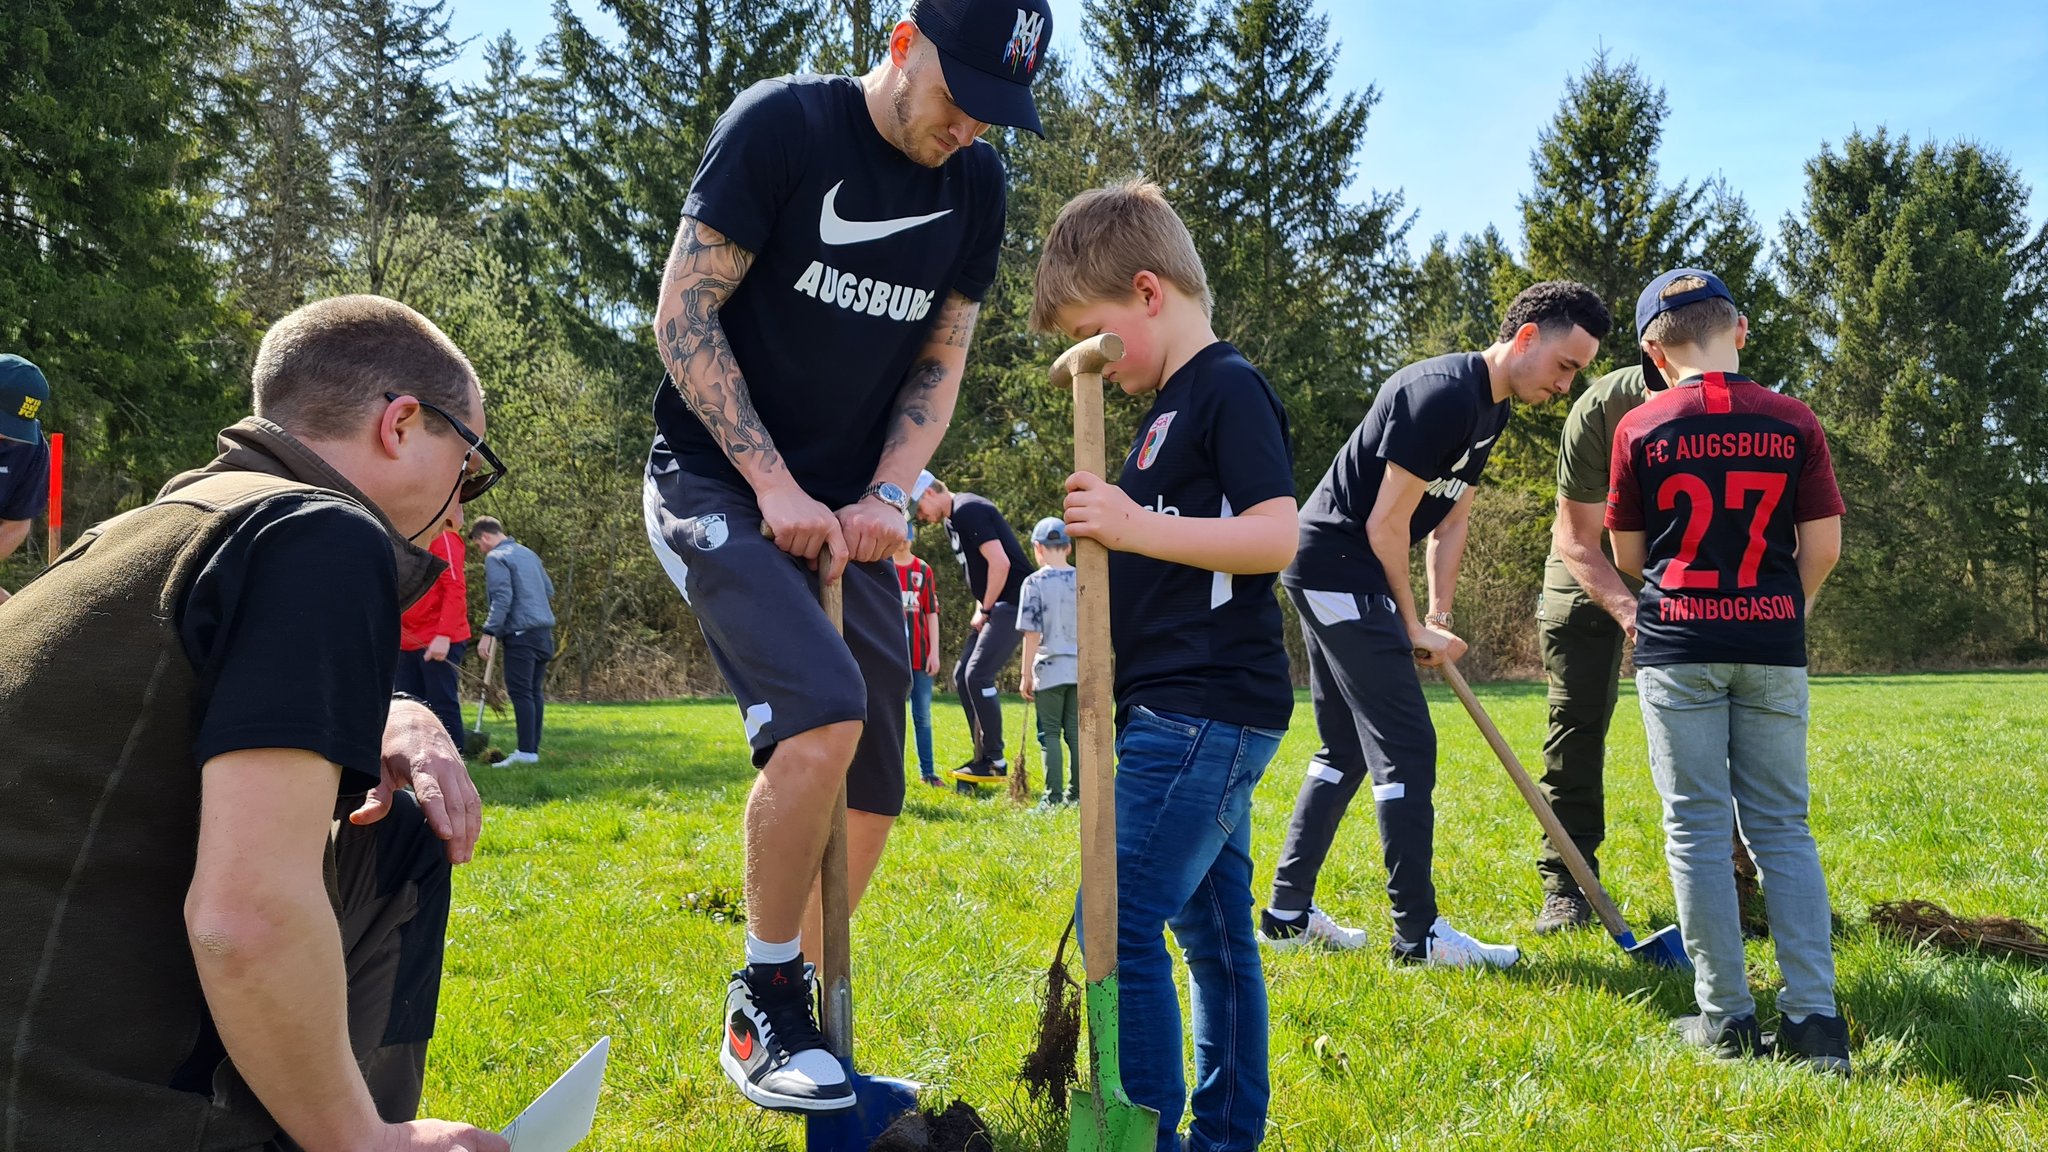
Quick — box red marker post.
[46,432,62,562]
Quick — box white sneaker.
[1259,905,1369,952]
[1394,916,1519,969]
[498,751,540,766]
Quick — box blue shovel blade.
[1618,924,1693,971]
[804,1057,920,1151]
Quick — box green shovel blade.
[1068,972,1160,1152]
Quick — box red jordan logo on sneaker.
[728,1022,756,1062]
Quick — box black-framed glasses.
[385,391,506,503]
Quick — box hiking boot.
[1391,916,1520,969]
[719,961,854,1113]
[1533,891,1593,934]
[1772,1012,1851,1076]
[1671,1012,1767,1059]
[1259,906,1369,952]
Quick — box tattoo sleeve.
[653,217,779,478]
[879,292,978,463]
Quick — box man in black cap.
[0,354,52,604]
[642,0,1051,1114]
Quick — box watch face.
[877,482,907,504]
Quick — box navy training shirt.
[945,492,1027,605]
[656,75,1007,508]
[1110,342,1296,731]
[0,434,50,521]
[1284,352,1508,594]
[1607,373,1844,667]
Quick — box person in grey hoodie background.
[471,516,556,764]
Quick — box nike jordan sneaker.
[719,960,855,1113]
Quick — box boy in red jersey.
[1606,268,1848,1074]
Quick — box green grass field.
[425,672,2048,1150]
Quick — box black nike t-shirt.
[945,492,1027,605]
[177,496,398,792]
[1111,342,1296,730]
[1284,352,1508,594]
[657,75,1008,508]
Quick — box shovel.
[1054,333,1159,1152]
[1438,660,1690,970]
[790,534,921,1150]
[464,642,497,759]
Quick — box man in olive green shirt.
[1535,365,1649,931]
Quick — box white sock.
[1266,907,1304,922]
[745,932,801,967]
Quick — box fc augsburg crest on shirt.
[1137,411,1177,470]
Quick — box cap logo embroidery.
[16,396,39,419]
[1003,9,1044,73]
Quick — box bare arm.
[977,540,1011,611]
[1609,529,1647,580]
[188,751,505,1152]
[1019,629,1039,696]
[0,517,28,564]
[874,293,976,493]
[1424,487,1475,619]
[1365,462,1466,666]
[1556,497,1639,636]
[654,216,845,574]
[1795,515,1842,613]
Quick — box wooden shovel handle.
[1056,334,1124,983]
[1437,660,1632,939]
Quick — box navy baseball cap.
[1635,268,1736,390]
[0,355,49,443]
[909,0,1052,137]
[1031,516,1069,546]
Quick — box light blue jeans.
[1090,705,1281,1152]
[1637,663,1838,1024]
[908,669,936,780]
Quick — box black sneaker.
[951,760,1005,783]
[1773,1012,1852,1076]
[720,960,855,1113]
[1672,1012,1768,1059]
[1533,891,1593,934]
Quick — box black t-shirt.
[657,75,1008,508]
[1110,342,1296,730]
[1285,352,1508,593]
[177,496,398,792]
[945,492,1027,605]
[0,434,49,520]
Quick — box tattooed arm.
[838,291,982,563]
[654,215,846,574]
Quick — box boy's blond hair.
[1030,180,1213,332]
[1643,274,1739,349]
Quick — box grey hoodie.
[482,537,556,635]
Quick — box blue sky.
[443,0,2048,245]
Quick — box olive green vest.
[0,419,440,1151]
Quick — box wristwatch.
[1425,610,1454,629]
[862,481,911,519]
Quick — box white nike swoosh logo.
[818,181,952,245]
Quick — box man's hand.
[1617,605,1638,644]
[1408,622,1468,668]
[424,635,451,662]
[760,484,848,581]
[970,606,987,632]
[837,499,906,566]
[922,648,940,677]
[353,700,482,865]
[375,1119,509,1152]
[475,634,494,663]
[1020,669,1035,700]
[1063,471,1147,552]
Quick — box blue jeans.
[908,669,936,779]
[1637,663,1837,1024]
[1101,706,1281,1152]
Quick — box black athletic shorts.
[643,442,911,817]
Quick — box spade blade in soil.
[805,1057,920,1151]
[1622,923,1692,970]
[1067,974,1157,1152]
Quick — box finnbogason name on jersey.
[792,261,936,322]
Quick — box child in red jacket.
[396,511,472,746]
